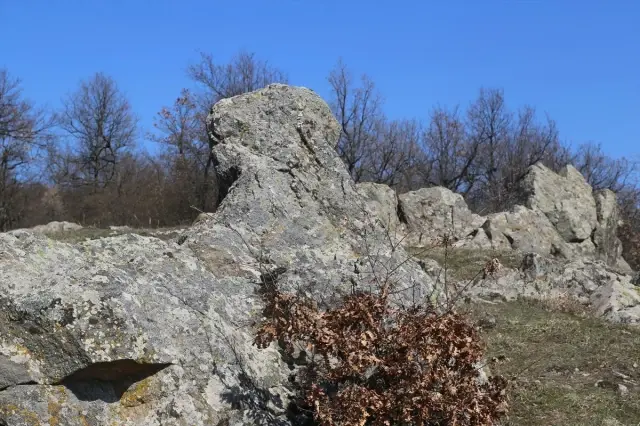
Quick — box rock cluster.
[357,157,638,323]
[0,84,637,425]
[358,163,631,272]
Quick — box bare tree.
[572,142,638,192]
[151,88,202,157]
[507,106,562,178]
[418,105,480,193]
[151,50,288,212]
[57,72,138,191]
[0,68,56,230]
[362,118,422,188]
[328,59,384,182]
[187,50,289,104]
[463,89,569,212]
[149,88,213,213]
[466,88,511,204]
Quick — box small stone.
[617,384,629,396]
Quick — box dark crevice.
[295,124,323,167]
[0,379,37,392]
[481,220,493,241]
[549,244,563,257]
[396,198,409,225]
[568,236,587,244]
[503,233,515,248]
[216,165,241,206]
[57,359,172,402]
[276,168,296,179]
[590,227,598,248]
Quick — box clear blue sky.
[1,0,638,159]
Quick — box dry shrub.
[254,278,508,425]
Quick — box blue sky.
[1,0,638,159]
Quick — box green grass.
[463,299,640,426]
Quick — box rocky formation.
[398,187,484,246]
[1,83,637,425]
[0,85,434,425]
[357,159,639,323]
[29,220,83,234]
[359,163,631,272]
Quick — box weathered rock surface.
[356,182,402,235]
[522,163,598,242]
[0,85,434,425]
[356,160,638,323]
[473,206,570,255]
[29,221,83,233]
[398,187,484,246]
[593,189,630,271]
[464,255,640,324]
[358,163,631,272]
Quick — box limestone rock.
[0,84,435,425]
[467,256,640,324]
[30,221,83,233]
[522,163,597,243]
[479,206,571,256]
[593,189,629,271]
[398,187,483,246]
[355,182,403,236]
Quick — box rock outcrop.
[357,161,638,323]
[0,83,637,425]
[397,187,484,246]
[0,85,434,425]
[359,163,631,272]
[522,163,597,243]
[29,220,83,233]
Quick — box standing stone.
[522,163,597,243]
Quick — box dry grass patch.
[463,299,640,426]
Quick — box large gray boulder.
[522,163,598,243]
[455,164,628,269]
[397,187,484,246]
[474,205,572,256]
[0,85,434,425]
[593,189,630,271]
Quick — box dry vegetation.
[466,299,640,426]
[254,273,509,425]
[409,245,640,426]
